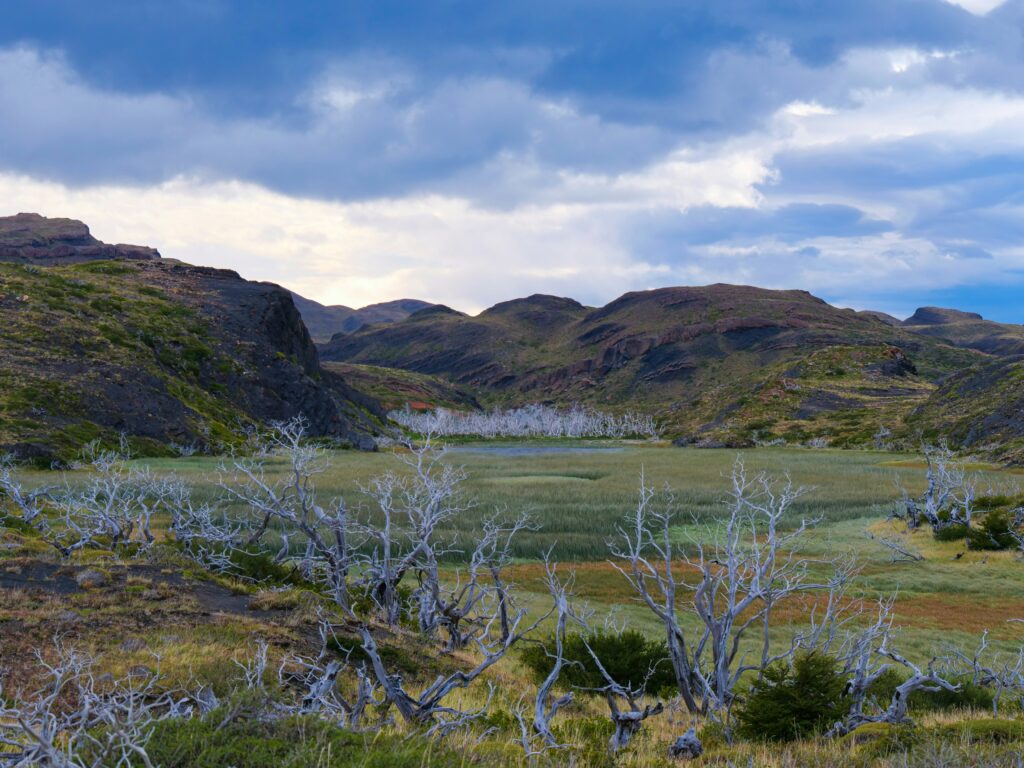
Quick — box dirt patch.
[0,560,287,619]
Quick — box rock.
[668,728,703,760]
[75,569,108,589]
[0,212,160,265]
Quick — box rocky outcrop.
[0,213,160,265]
[909,356,1024,465]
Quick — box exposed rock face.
[0,214,382,461]
[0,213,160,264]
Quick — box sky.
[2,1,1024,321]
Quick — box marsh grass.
[5,443,1024,766]
[117,443,1017,560]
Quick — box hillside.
[320,285,987,447]
[322,362,482,412]
[291,294,434,341]
[902,307,1024,357]
[0,214,382,463]
[908,355,1024,464]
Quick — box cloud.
[4,2,1024,320]
[0,46,674,203]
[944,0,1006,14]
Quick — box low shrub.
[735,652,847,742]
[967,510,1019,550]
[519,628,674,695]
[934,523,969,542]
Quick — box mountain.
[901,307,1024,357]
[320,285,986,447]
[0,214,382,463]
[291,294,435,342]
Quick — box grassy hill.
[321,362,481,412]
[0,214,383,463]
[320,286,986,448]
[908,356,1024,465]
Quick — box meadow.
[136,442,1017,558]
[128,442,1024,657]
[4,441,1024,766]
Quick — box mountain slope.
[901,307,1024,357]
[291,293,434,341]
[0,214,382,463]
[908,356,1024,465]
[320,285,985,446]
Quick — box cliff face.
[0,214,382,462]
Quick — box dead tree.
[950,628,1024,714]
[0,640,178,768]
[218,418,360,612]
[359,588,548,736]
[866,530,924,563]
[276,616,383,731]
[166,489,255,577]
[827,598,959,737]
[580,640,664,753]
[529,561,579,750]
[427,512,535,652]
[611,462,852,717]
[609,473,701,713]
[358,436,469,631]
[1,449,178,559]
[895,444,976,533]
[0,455,53,527]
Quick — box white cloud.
[944,0,1006,15]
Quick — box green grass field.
[115,442,1024,654]
[5,441,1024,765]
[134,441,1018,559]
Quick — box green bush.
[974,494,1024,512]
[967,510,1019,551]
[735,652,847,742]
[934,523,969,541]
[519,629,674,695]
